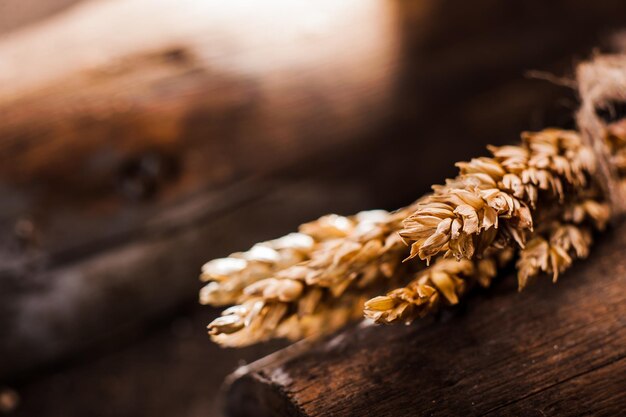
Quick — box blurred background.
[2,1,626,416]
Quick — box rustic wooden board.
[224,224,626,417]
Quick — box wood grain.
[224,224,626,417]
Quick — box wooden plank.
[224,224,626,417]
[488,358,626,416]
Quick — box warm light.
[0,0,399,104]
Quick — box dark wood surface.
[225,224,626,417]
[6,303,286,417]
[3,2,626,416]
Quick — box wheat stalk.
[203,123,622,346]
[205,208,417,346]
[364,248,513,324]
[365,195,609,324]
[400,129,595,263]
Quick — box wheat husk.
[203,120,624,345]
